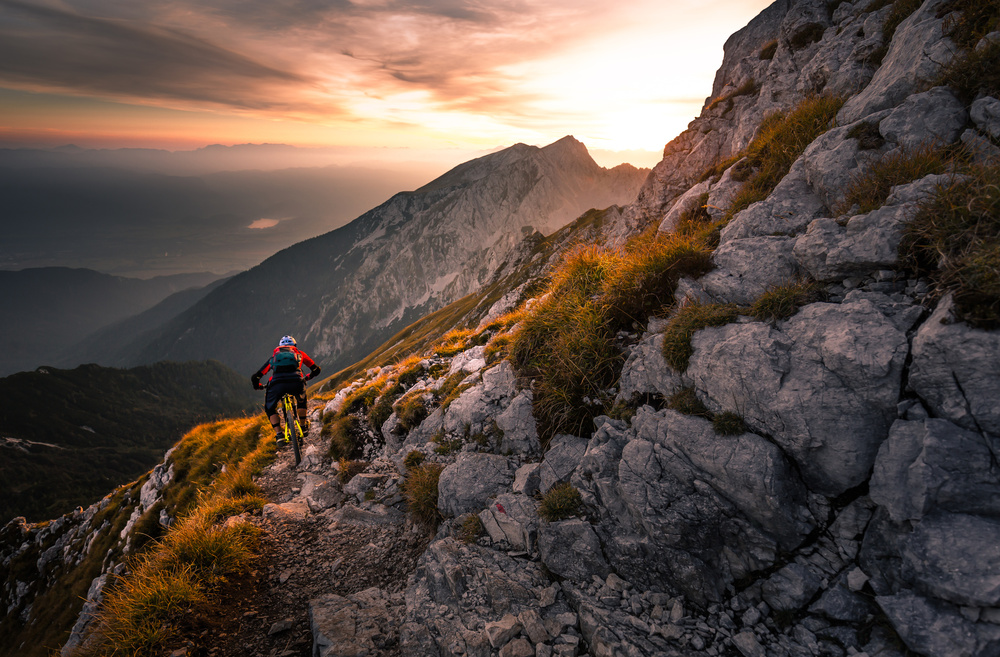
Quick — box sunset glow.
[0,0,773,167]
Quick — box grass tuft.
[403,463,444,527]
[661,303,741,373]
[726,95,844,220]
[707,78,759,113]
[76,418,273,656]
[403,450,426,470]
[509,229,714,441]
[394,393,429,432]
[713,411,748,436]
[902,162,1000,328]
[458,515,483,544]
[324,414,365,460]
[839,144,950,214]
[667,387,711,418]
[749,279,826,322]
[538,483,584,522]
[337,458,369,485]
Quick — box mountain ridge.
[127,136,648,376]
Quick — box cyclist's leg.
[264,385,282,436]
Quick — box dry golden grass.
[726,95,844,219]
[839,144,949,214]
[902,161,1000,328]
[74,419,273,656]
[403,462,444,527]
[661,303,741,373]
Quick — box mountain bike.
[279,393,304,467]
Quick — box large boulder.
[878,86,967,149]
[310,588,403,657]
[838,0,958,124]
[401,539,551,657]
[538,519,610,582]
[908,296,1000,436]
[870,418,1000,523]
[700,236,802,304]
[687,299,908,495]
[437,453,515,518]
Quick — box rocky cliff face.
[130,137,647,376]
[6,1,1000,656]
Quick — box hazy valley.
[2,0,1000,656]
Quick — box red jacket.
[253,346,320,384]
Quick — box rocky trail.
[164,416,433,657]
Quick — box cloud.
[0,0,326,111]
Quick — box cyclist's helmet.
[278,335,297,347]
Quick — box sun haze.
[0,0,772,167]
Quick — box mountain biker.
[251,336,321,445]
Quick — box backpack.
[272,347,302,375]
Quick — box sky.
[0,0,773,169]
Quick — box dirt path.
[167,413,433,657]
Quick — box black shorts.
[264,378,306,415]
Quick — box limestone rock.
[538,434,588,494]
[496,390,540,455]
[838,0,957,123]
[721,159,828,241]
[878,87,968,149]
[701,235,801,304]
[971,96,1000,141]
[909,296,1000,436]
[762,563,823,612]
[538,519,610,582]
[437,453,515,518]
[870,419,1000,523]
[658,179,711,234]
[310,588,402,657]
[877,590,1000,657]
[479,493,540,552]
[687,299,908,495]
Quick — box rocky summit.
[4,0,1000,656]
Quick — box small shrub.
[396,357,425,387]
[699,154,742,183]
[403,463,444,526]
[433,433,463,455]
[840,144,950,214]
[846,121,885,150]
[337,458,369,484]
[325,415,364,460]
[661,303,741,373]
[364,490,376,501]
[938,37,1000,102]
[902,162,1000,328]
[713,411,748,436]
[759,39,778,60]
[403,450,426,470]
[667,387,711,418]
[369,382,403,430]
[458,515,483,544]
[395,394,429,432]
[538,483,584,521]
[750,280,825,322]
[707,78,758,112]
[338,379,384,417]
[484,333,513,364]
